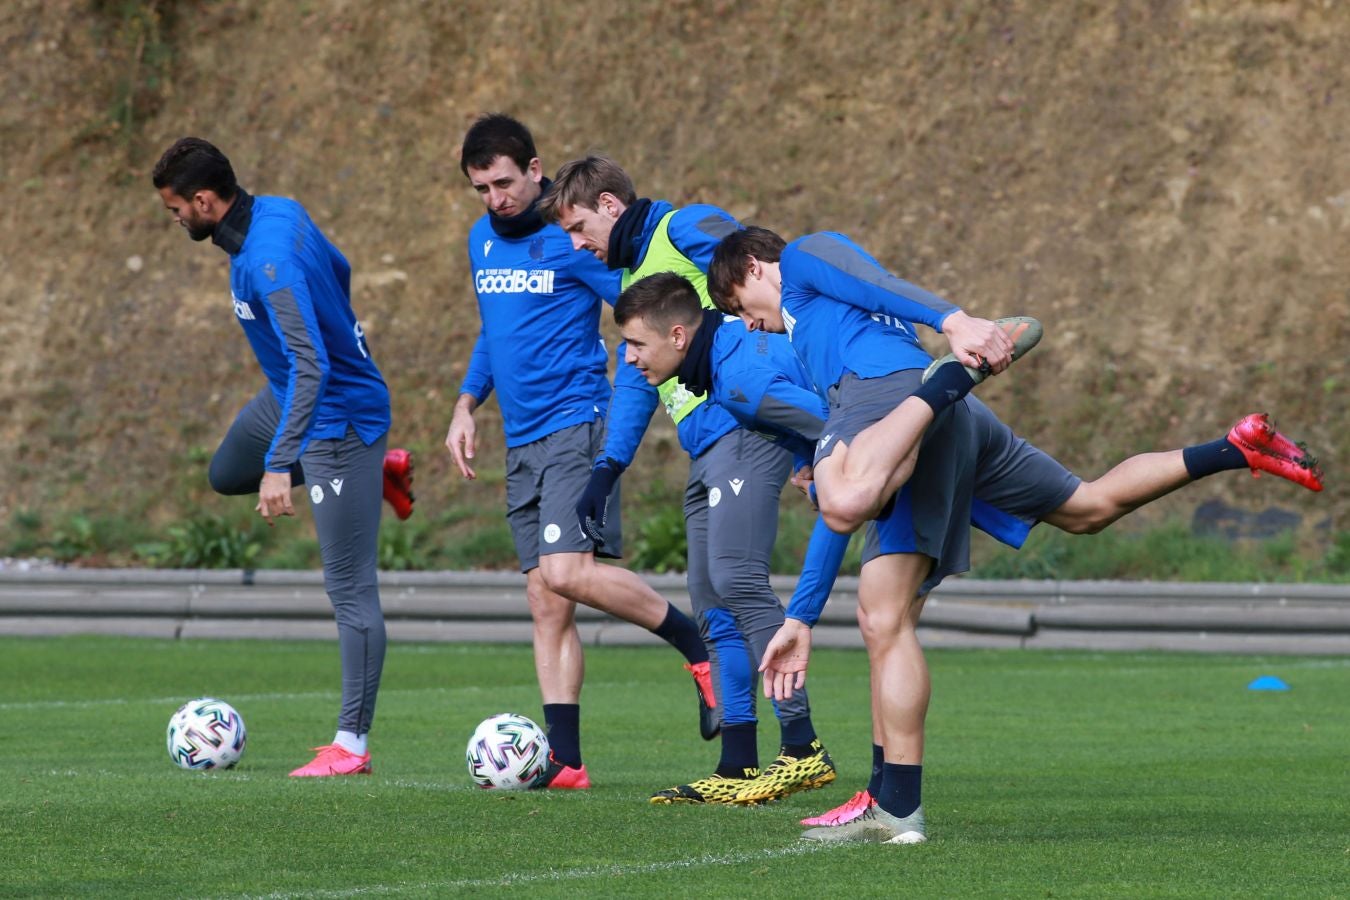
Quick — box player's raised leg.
[1042,412,1323,536]
[813,318,1043,535]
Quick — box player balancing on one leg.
[775,408,1325,832]
[153,138,415,777]
[708,225,1324,843]
[446,117,719,787]
[618,272,1039,810]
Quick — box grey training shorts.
[505,419,621,572]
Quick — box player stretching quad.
[445,116,717,788]
[707,225,1326,843]
[152,138,417,777]
[538,158,835,805]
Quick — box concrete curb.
[1,569,1347,654]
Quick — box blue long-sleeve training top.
[779,232,961,393]
[222,193,390,472]
[460,215,621,448]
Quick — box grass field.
[2,637,1346,898]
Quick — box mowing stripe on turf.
[226,843,837,898]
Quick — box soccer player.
[537,159,835,805]
[152,137,413,777]
[445,116,717,788]
[708,225,1326,843]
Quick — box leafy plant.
[137,514,261,569]
[629,505,688,574]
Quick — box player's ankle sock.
[652,603,709,664]
[779,715,817,753]
[715,723,758,777]
[912,363,975,414]
[1182,437,1249,479]
[333,730,366,755]
[878,762,922,818]
[867,743,884,797]
[542,703,582,768]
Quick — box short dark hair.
[614,272,703,332]
[460,113,537,176]
[151,137,238,200]
[707,226,786,313]
[538,155,637,223]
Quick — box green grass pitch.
[2,636,1346,898]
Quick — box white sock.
[333,730,367,755]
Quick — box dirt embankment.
[1,0,1344,551]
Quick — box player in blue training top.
[443,116,717,789]
[538,158,835,806]
[152,137,415,777]
[707,225,1326,843]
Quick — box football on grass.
[166,698,247,770]
[466,713,551,789]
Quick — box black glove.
[576,459,623,545]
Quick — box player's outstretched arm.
[445,394,479,480]
[759,618,813,702]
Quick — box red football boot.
[1226,414,1324,492]
[536,753,591,789]
[383,448,416,519]
[288,744,372,777]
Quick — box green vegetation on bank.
[6,497,1349,583]
[3,637,1346,897]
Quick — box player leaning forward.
[706,225,1325,843]
[152,138,415,777]
[444,116,718,788]
[539,156,836,804]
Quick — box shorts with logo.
[505,419,621,572]
[815,370,977,597]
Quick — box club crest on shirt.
[529,236,545,261]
